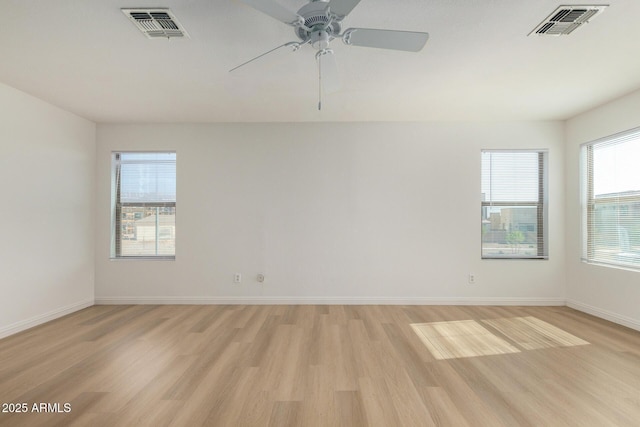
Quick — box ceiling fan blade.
[342,28,429,52]
[240,0,302,26]
[316,49,341,93]
[328,0,361,20]
[230,42,301,72]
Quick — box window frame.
[581,126,640,272]
[481,149,549,260]
[111,151,176,260]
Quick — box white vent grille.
[122,8,189,39]
[530,5,608,36]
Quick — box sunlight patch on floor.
[410,320,520,360]
[481,316,589,350]
[411,317,589,360]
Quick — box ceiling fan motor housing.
[295,0,341,43]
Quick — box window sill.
[581,259,640,273]
[110,256,175,261]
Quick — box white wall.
[0,83,95,337]
[565,88,640,329]
[96,121,565,304]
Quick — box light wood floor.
[1,305,639,426]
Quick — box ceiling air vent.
[122,8,189,39]
[529,5,608,36]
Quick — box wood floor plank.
[419,386,471,427]
[268,401,302,427]
[335,391,368,426]
[1,305,639,426]
[357,376,403,427]
[301,365,339,427]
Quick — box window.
[581,127,640,270]
[111,152,176,259]
[481,150,548,259]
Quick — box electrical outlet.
[468,274,476,285]
[257,274,265,283]
[234,273,242,283]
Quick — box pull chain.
[318,50,322,111]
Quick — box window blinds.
[113,152,176,258]
[481,150,548,259]
[117,152,176,204]
[582,128,640,269]
[481,151,542,203]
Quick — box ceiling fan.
[231,0,429,110]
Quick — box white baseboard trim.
[566,299,640,332]
[0,298,94,339]
[95,296,566,306]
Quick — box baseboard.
[95,296,566,306]
[0,298,94,339]
[566,299,640,332]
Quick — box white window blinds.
[112,152,176,259]
[118,152,176,204]
[582,128,640,270]
[481,150,548,259]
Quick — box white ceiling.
[1,0,640,123]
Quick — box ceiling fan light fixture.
[310,30,331,49]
